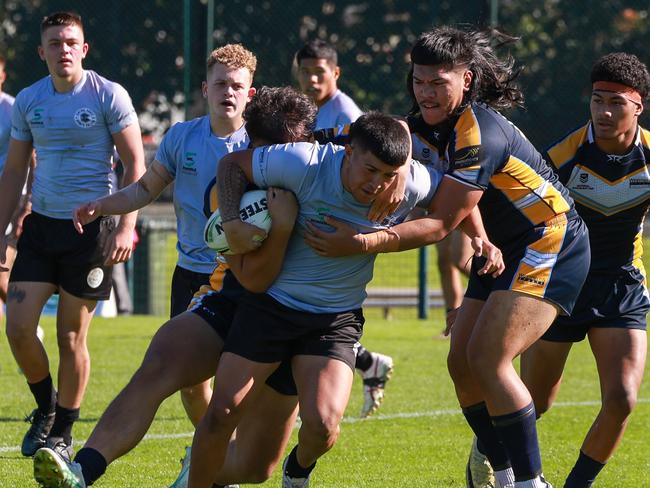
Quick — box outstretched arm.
[73,160,172,233]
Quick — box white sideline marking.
[2,398,649,454]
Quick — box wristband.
[360,228,401,253]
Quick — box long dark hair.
[407,26,525,116]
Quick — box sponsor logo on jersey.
[579,172,588,183]
[454,146,480,168]
[30,108,44,126]
[182,151,198,173]
[74,108,97,128]
[517,273,545,287]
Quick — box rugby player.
[520,52,650,488]
[0,11,144,459]
[73,43,255,431]
[302,26,591,488]
[296,38,394,418]
[188,112,503,488]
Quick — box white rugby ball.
[204,190,272,254]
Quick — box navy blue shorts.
[542,268,649,342]
[466,215,590,315]
[170,265,212,318]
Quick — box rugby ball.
[204,190,272,254]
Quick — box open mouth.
[221,100,236,108]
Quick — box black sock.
[355,345,372,371]
[27,375,57,414]
[49,404,80,445]
[74,447,107,485]
[284,446,316,479]
[491,402,541,481]
[462,402,511,470]
[564,450,605,488]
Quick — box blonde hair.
[207,44,257,77]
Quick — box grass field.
[1,307,649,487]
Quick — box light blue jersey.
[252,142,440,313]
[315,90,363,130]
[0,92,15,174]
[11,70,137,219]
[156,116,248,274]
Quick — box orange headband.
[593,81,642,105]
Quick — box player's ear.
[37,45,46,61]
[201,81,208,98]
[334,66,341,80]
[81,42,89,59]
[247,86,256,101]
[462,69,473,92]
[344,144,352,157]
[635,102,643,117]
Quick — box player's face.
[297,58,339,106]
[590,90,642,141]
[343,146,401,205]
[412,64,472,126]
[38,25,88,80]
[203,64,254,120]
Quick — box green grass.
[1,309,649,486]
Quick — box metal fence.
[2,1,649,316]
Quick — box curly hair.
[244,86,317,144]
[591,52,650,100]
[207,44,257,78]
[407,26,524,115]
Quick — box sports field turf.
[1,306,649,487]
[2,241,650,486]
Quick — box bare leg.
[292,355,354,468]
[215,387,299,485]
[5,281,57,382]
[55,288,97,409]
[0,244,17,320]
[520,339,573,416]
[181,380,213,427]
[84,312,223,463]
[581,327,647,462]
[188,353,278,488]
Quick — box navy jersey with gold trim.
[443,103,576,247]
[546,122,650,273]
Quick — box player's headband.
[592,81,642,105]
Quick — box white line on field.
[2,398,649,453]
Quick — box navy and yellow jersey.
[441,103,576,247]
[546,122,650,274]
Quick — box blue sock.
[491,402,541,481]
[462,402,511,470]
[564,451,605,488]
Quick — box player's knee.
[56,329,87,353]
[300,410,341,446]
[242,462,275,483]
[5,320,33,345]
[603,386,638,419]
[202,397,244,433]
[447,345,471,385]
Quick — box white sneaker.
[466,437,496,488]
[514,475,553,488]
[360,352,394,418]
[282,456,310,488]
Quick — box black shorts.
[224,292,364,371]
[170,265,212,318]
[542,268,650,342]
[10,212,115,300]
[188,279,298,395]
[466,216,590,315]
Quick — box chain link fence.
[1,1,649,316]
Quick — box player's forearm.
[457,206,488,241]
[97,180,155,220]
[361,217,454,254]
[225,226,294,293]
[0,165,29,232]
[216,154,249,223]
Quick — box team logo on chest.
[74,108,97,128]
